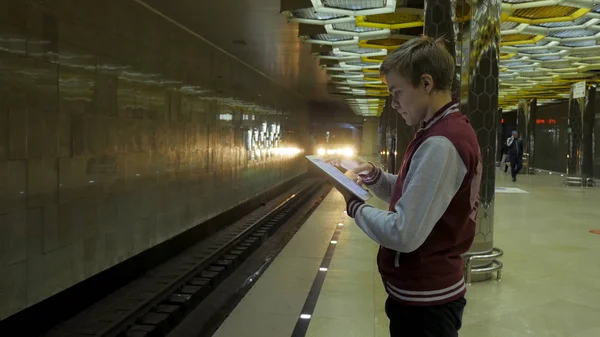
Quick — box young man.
[507,130,524,182]
[333,36,482,337]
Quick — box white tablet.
[306,155,372,201]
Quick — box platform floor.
[211,171,600,337]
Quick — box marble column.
[362,117,380,157]
[423,0,460,98]
[516,99,528,140]
[380,97,391,172]
[429,0,502,281]
[497,108,504,163]
[566,86,585,183]
[527,98,537,173]
[582,86,595,184]
[387,97,398,173]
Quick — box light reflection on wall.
[219,113,233,121]
[245,120,300,161]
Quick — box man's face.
[385,71,429,126]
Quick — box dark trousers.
[385,297,466,337]
[510,155,523,179]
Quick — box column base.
[463,247,504,284]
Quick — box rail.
[46,179,324,337]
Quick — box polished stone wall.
[0,0,310,319]
[520,103,567,173]
[505,96,600,177]
[361,117,379,157]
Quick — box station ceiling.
[277,0,600,116]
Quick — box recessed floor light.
[331,240,338,244]
[319,267,328,271]
[338,223,344,226]
[300,314,311,319]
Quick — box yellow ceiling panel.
[506,7,589,24]
[356,11,424,29]
[361,55,385,63]
[501,34,544,46]
[363,12,421,25]
[512,5,577,20]
[359,38,405,50]
[502,34,536,42]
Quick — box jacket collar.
[419,99,460,131]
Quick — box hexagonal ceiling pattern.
[281,0,600,116]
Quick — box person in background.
[506,130,524,182]
[500,143,509,173]
[329,36,482,337]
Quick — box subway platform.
[193,171,600,337]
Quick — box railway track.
[44,178,327,337]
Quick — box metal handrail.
[470,261,503,274]
[465,247,504,284]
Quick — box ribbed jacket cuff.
[358,163,381,185]
[346,197,364,218]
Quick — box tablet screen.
[306,155,372,201]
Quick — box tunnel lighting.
[272,147,303,156]
[318,147,355,157]
[342,147,354,157]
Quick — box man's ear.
[421,74,434,93]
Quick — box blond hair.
[380,36,455,92]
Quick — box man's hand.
[322,154,374,211]
[334,183,354,204]
[344,168,363,186]
[324,155,374,176]
[333,166,369,203]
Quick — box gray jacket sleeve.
[361,167,398,204]
[352,136,467,253]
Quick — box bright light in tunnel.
[318,147,354,157]
[272,147,303,156]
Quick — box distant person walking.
[507,131,523,182]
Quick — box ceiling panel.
[140,0,600,115]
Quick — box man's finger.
[324,156,342,165]
[351,163,374,175]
